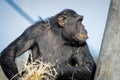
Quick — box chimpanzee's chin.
[78,40,85,44]
[77,38,86,42]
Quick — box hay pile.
[11,53,58,80]
[20,60,58,80]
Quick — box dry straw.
[10,53,58,80]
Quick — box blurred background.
[0,0,110,79]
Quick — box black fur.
[0,9,96,80]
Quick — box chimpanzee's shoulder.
[32,20,50,30]
[24,20,50,36]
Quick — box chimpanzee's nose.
[80,15,83,21]
[77,15,84,22]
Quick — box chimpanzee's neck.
[63,41,87,47]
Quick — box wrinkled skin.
[0,9,96,80]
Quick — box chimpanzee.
[0,9,96,80]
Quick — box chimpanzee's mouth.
[62,34,87,47]
[74,33,88,42]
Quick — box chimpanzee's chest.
[36,31,77,64]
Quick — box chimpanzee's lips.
[74,33,88,42]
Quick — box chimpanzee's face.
[58,10,88,42]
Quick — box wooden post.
[94,0,120,80]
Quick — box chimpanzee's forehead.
[63,9,77,15]
[57,9,78,16]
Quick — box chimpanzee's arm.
[0,25,42,80]
[56,44,96,80]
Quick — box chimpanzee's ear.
[58,15,66,27]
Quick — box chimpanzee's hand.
[55,64,74,79]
